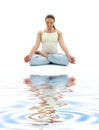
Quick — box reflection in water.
[24,75,76,125]
[1,73,99,129]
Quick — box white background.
[0,2,99,130]
[0,0,99,74]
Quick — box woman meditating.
[24,14,75,66]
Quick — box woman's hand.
[68,56,75,64]
[36,51,48,58]
[24,55,30,62]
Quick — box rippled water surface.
[0,66,99,130]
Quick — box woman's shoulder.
[36,30,44,37]
[37,29,63,35]
[37,30,43,35]
[56,29,63,36]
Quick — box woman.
[24,14,75,66]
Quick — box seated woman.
[24,14,75,66]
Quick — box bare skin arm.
[58,31,75,64]
[36,51,48,58]
[24,31,49,62]
[24,31,41,62]
[29,31,41,57]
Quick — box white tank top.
[41,31,58,53]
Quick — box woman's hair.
[45,14,56,29]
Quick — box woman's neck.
[45,28,56,33]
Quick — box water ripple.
[0,109,28,130]
[1,107,98,129]
[0,74,99,130]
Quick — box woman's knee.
[30,54,50,66]
[48,53,69,66]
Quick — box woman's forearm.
[29,31,41,58]
[36,51,48,58]
[29,44,39,58]
[60,43,71,58]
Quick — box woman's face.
[45,18,55,30]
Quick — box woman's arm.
[58,31,75,64]
[24,31,41,62]
[29,31,41,57]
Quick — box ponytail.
[53,25,56,29]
